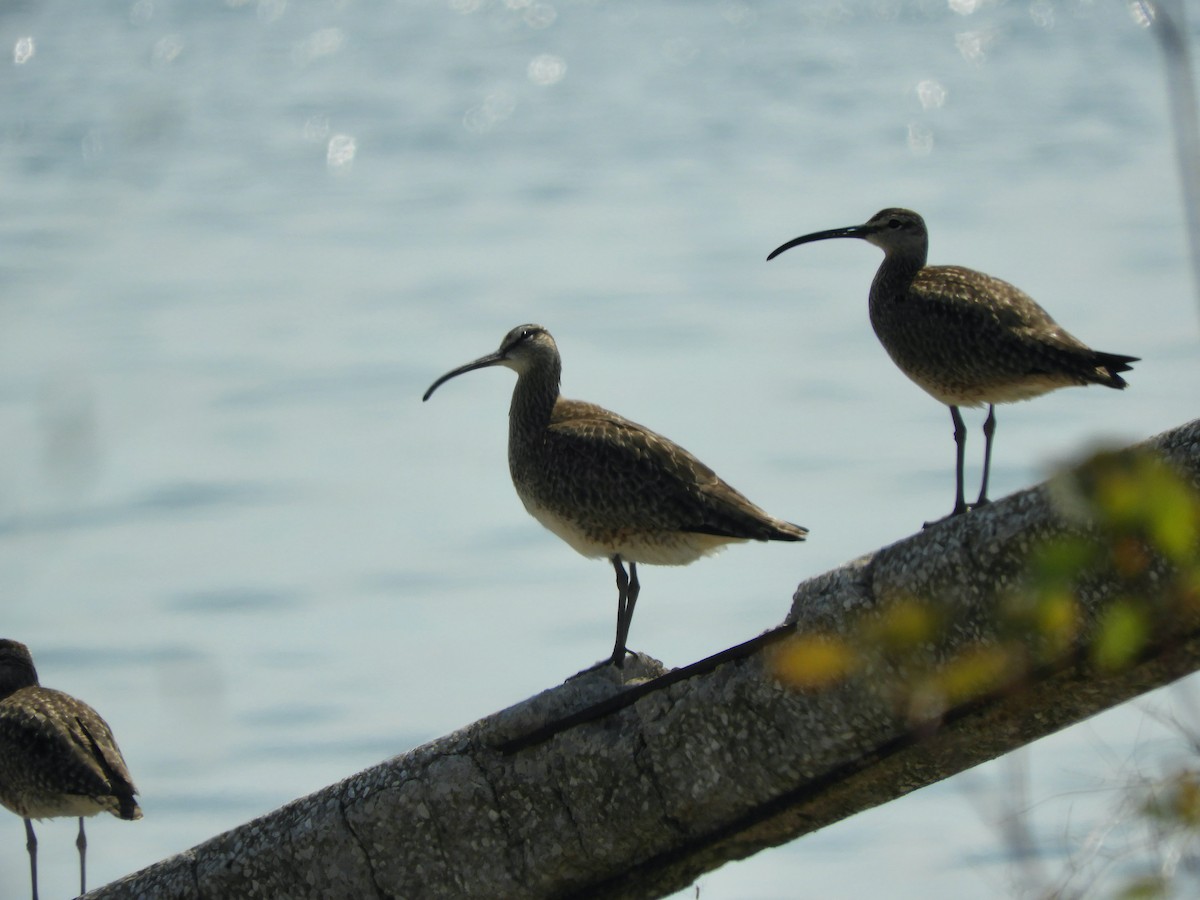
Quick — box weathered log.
[88,418,1200,899]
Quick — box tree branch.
[88,418,1200,900]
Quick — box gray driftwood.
[88,418,1200,899]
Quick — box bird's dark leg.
[77,817,87,895]
[950,405,969,516]
[609,556,630,667]
[609,556,635,667]
[626,562,640,648]
[926,406,969,528]
[24,818,38,900]
[974,404,996,509]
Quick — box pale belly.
[2,792,113,820]
[520,498,742,566]
[914,370,1079,407]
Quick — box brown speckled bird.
[423,324,808,666]
[0,639,141,900]
[768,208,1138,523]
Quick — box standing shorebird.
[0,639,141,900]
[767,208,1138,522]
[423,324,808,667]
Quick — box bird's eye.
[888,218,902,230]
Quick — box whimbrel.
[423,324,808,667]
[0,639,141,900]
[767,208,1138,522]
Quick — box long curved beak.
[766,223,876,261]
[422,351,506,402]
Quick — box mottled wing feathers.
[917,267,1072,345]
[0,687,140,820]
[544,400,806,542]
[550,402,720,482]
[909,266,1137,388]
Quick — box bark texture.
[88,419,1200,899]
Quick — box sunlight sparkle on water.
[1127,0,1155,28]
[463,90,517,133]
[528,54,567,86]
[326,134,356,170]
[304,115,331,142]
[907,122,934,156]
[153,34,185,66]
[523,3,557,29]
[916,79,947,109]
[130,0,155,25]
[13,36,34,65]
[294,28,346,66]
[1030,1,1056,28]
[955,28,996,63]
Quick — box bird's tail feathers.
[770,521,809,542]
[1093,351,1139,389]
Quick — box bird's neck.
[508,359,561,448]
[0,667,38,699]
[869,250,926,307]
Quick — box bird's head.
[423,324,559,401]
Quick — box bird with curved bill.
[768,208,1137,525]
[423,324,808,667]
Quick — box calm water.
[1,1,1198,897]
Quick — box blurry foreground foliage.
[769,446,1200,897]
[770,446,1200,719]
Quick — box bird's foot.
[923,495,997,529]
[922,505,970,529]
[609,646,637,669]
[569,648,636,680]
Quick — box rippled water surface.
[1,1,1199,896]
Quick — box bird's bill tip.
[766,235,809,261]
[422,352,506,401]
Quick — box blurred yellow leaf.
[1035,589,1079,657]
[1146,473,1200,564]
[770,635,859,690]
[936,644,1018,705]
[865,598,938,654]
[1029,535,1098,584]
[1091,600,1149,671]
[1116,875,1168,900]
[1085,450,1200,565]
[1143,769,1200,828]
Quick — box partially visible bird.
[0,639,141,900]
[423,324,808,666]
[768,208,1138,523]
